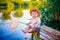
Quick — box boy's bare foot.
[22,30,27,34]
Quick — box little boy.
[22,8,41,35]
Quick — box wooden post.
[31,33,34,40]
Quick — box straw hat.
[30,8,40,17]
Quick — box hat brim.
[30,8,40,17]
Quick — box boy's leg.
[34,28,40,40]
[36,28,40,40]
[22,25,32,33]
[25,25,31,30]
[22,29,33,34]
[28,29,33,33]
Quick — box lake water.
[0,10,32,40]
[0,18,32,40]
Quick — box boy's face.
[32,11,38,18]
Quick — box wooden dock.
[40,26,60,40]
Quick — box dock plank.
[40,26,60,40]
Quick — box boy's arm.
[34,18,41,26]
[26,21,31,25]
[34,22,40,26]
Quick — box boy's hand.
[26,23,29,25]
[26,21,31,25]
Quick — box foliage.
[2,13,11,20]
[0,0,60,30]
[38,0,60,31]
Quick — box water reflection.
[0,10,32,40]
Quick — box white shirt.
[30,17,41,27]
